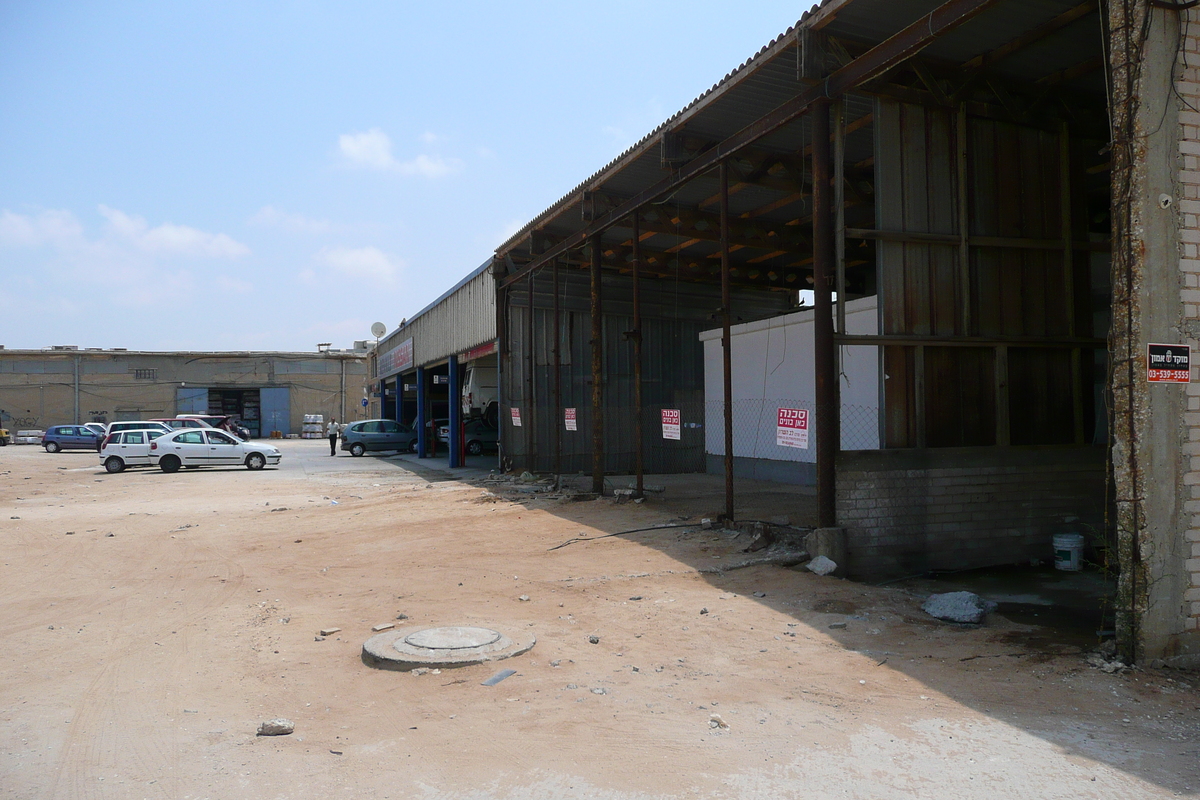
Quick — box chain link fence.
[700,399,880,461]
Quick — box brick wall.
[836,446,1108,581]
[1177,14,1200,636]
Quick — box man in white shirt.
[327,418,340,456]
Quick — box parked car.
[105,420,173,437]
[176,414,250,439]
[83,423,107,439]
[42,425,104,453]
[340,419,418,456]
[99,428,169,473]
[152,417,212,430]
[149,428,281,473]
[436,418,499,455]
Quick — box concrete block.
[805,527,847,577]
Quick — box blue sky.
[0,2,811,352]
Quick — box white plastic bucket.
[1053,532,1086,571]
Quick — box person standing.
[327,417,340,456]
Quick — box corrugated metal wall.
[875,100,1089,449]
[376,266,496,374]
[500,268,791,474]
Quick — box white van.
[461,364,498,416]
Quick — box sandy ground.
[1,439,1198,800]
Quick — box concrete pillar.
[1111,3,1198,666]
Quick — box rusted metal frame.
[495,271,506,469]
[957,105,971,336]
[995,345,1010,445]
[552,256,562,485]
[498,0,1004,290]
[812,99,839,527]
[526,271,536,471]
[590,235,605,495]
[835,334,1107,348]
[720,162,735,523]
[631,213,645,500]
[845,227,1109,251]
[834,98,847,335]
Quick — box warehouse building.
[362,0,1200,666]
[0,346,369,437]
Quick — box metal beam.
[720,162,735,523]
[498,0,1004,289]
[812,99,838,529]
[590,235,605,495]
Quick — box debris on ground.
[482,669,517,686]
[921,591,996,625]
[372,623,394,632]
[257,719,295,736]
[1086,652,1130,674]
[319,627,341,636]
[807,555,838,576]
[709,713,729,729]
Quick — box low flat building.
[0,346,369,437]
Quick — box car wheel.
[245,452,266,470]
[409,439,419,454]
[45,441,60,453]
[160,455,181,474]
[104,456,125,474]
[350,442,365,457]
[467,440,483,456]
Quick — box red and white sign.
[510,407,522,427]
[462,340,498,362]
[1148,343,1191,383]
[564,408,577,431]
[776,408,809,449]
[377,337,413,376]
[661,409,681,440]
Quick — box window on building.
[134,369,157,380]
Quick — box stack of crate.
[301,414,324,439]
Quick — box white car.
[149,428,281,473]
[99,428,169,473]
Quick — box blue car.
[42,425,103,453]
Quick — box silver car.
[340,419,417,456]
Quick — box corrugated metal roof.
[495,1,837,256]
[495,0,1105,265]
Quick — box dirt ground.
[1,439,1198,800]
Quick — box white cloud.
[98,205,249,258]
[315,245,401,283]
[0,208,84,248]
[337,128,464,177]
[249,205,336,234]
[419,131,439,145]
[338,128,398,170]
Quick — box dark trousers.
[329,434,337,455]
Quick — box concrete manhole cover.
[405,626,502,650]
[362,624,535,671]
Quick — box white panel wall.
[700,295,879,461]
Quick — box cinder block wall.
[837,446,1108,581]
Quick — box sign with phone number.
[1148,343,1191,383]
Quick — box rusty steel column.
[526,272,536,471]
[632,213,645,499]
[553,256,562,483]
[590,235,605,494]
[720,161,735,522]
[811,98,839,528]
